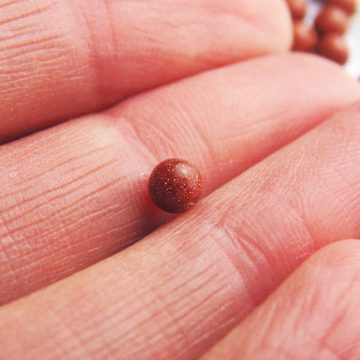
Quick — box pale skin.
[0,0,360,359]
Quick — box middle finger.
[0,54,359,304]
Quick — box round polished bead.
[318,33,349,65]
[148,159,202,213]
[286,0,307,19]
[292,21,318,52]
[315,5,350,34]
[328,0,356,14]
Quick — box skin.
[0,0,360,359]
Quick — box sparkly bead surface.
[148,159,202,213]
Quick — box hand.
[0,1,360,359]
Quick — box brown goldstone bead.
[286,0,307,19]
[148,159,202,213]
[315,5,350,34]
[328,0,357,14]
[292,21,318,51]
[318,33,349,64]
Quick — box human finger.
[202,240,360,360]
[2,100,360,359]
[0,0,291,142]
[1,54,358,305]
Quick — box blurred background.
[344,1,359,76]
[293,0,359,77]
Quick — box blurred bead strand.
[287,0,357,65]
